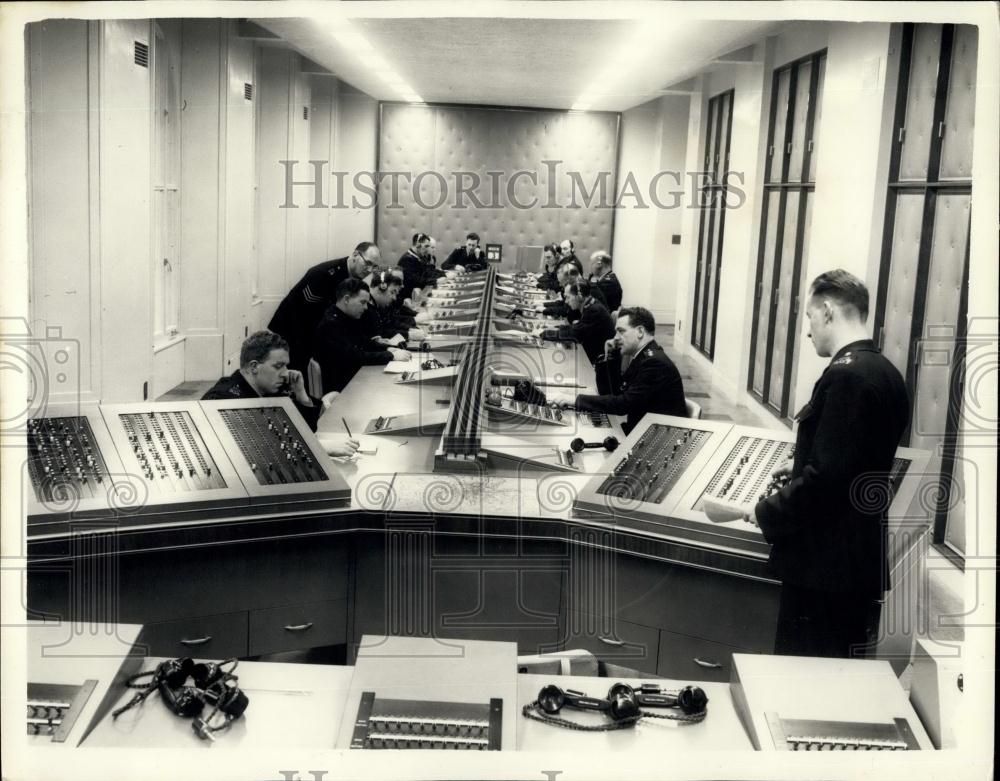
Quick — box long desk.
[26,319,931,690]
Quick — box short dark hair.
[566,280,592,298]
[466,232,480,243]
[240,330,288,368]
[411,233,429,245]
[542,243,560,257]
[370,268,395,291]
[336,277,370,301]
[618,306,655,334]
[354,241,377,257]
[563,265,581,280]
[809,269,869,321]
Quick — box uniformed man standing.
[550,307,687,434]
[706,270,910,659]
[267,242,381,371]
[588,250,624,313]
[202,331,358,457]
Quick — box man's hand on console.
[388,347,412,362]
[702,497,758,526]
[546,390,577,409]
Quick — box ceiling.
[253,14,780,112]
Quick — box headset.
[113,656,248,741]
[522,682,708,731]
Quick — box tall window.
[874,24,977,559]
[691,89,734,359]
[748,51,826,423]
[152,21,181,342]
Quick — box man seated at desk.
[202,330,358,456]
[398,232,443,299]
[536,243,563,292]
[267,242,381,371]
[312,278,412,394]
[362,268,417,343]
[541,280,615,365]
[442,231,488,272]
[536,265,608,321]
[588,250,624,313]
[558,238,584,275]
[549,307,687,435]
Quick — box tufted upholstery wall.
[377,103,620,267]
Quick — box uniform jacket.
[361,299,417,341]
[541,285,607,318]
[267,258,349,370]
[575,339,687,434]
[754,340,909,596]
[442,246,488,272]
[397,250,443,298]
[311,307,394,394]
[202,370,321,431]
[591,270,623,312]
[552,298,615,365]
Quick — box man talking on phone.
[203,330,358,457]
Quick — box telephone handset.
[522,682,708,731]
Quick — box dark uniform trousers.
[267,258,350,371]
[312,308,394,394]
[754,340,909,659]
[201,370,321,431]
[574,339,687,435]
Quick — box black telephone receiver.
[606,683,708,715]
[537,684,639,722]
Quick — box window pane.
[943,429,967,555]
[716,93,732,179]
[898,25,942,182]
[703,201,722,351]
[909,193,970,452]
[751,190,781,395]
[880,193,925,377]
[787,62,813,183]
[785,193,814,418]
[767,69,791,183]
[807,56,826,183]
[939,25,977,180]
[767,190,801,410]
[705,98,719,185]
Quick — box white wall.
[330,88,378,259]
[612,100,661,316]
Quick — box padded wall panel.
[377,104,618,266]
[939,25,977,180]
[882,193,924,377]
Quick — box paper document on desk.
[317,433,379,460]
[383,354,438,374]
[385,333,406,346]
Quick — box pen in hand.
[341,417,353,438]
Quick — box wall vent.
[244,83,253,101]
[134,41,150,68]
[303,106,309,120]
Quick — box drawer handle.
[284,622,314,632]
[598,636,625,647]
[693,657,722,669]
[180,635,212,647]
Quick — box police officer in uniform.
[550,307,686,434]
[267,242,380,371]
[202,331,358,456]
[397,233,443,300]
[542,280,615,365]
[442,232,489,272]
[588,250,624,313]
[706,270,910,659]
[311,278,412,394]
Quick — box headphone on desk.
[522,682,708,730]
[113,657,249,740]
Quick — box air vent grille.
[134,41,149,68]
[244,83,253,101]
[303,106,309,120]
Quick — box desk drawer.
[249,598,347,656]
[656,629,745,683]
[561,610,659,671]
[141,612,248,659]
